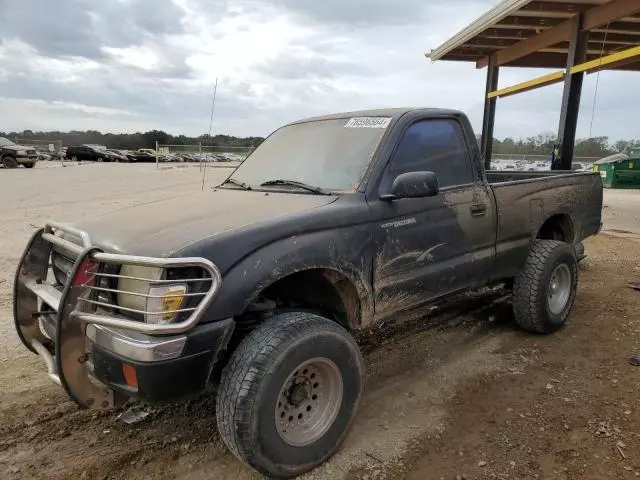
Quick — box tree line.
[492,133,640,158]
[0,129,265,150]
[2,129,639,158]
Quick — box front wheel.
[2,156,18,168]
[512,240,578,334]
[216,312,364,479]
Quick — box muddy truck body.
[1,137,38,168]
[13,108,602,478]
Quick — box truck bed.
[486,170,603,280]
[486,170,585,184]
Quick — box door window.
[383,119,474,191]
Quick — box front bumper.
[16,155,38,164]
[13,222,227,409]
[88,318,234,402]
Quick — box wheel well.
[537,214,574,243]
[242,269,361,330]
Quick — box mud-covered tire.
[2,155,18,168]
[512,240,578,334]
[216,312,364,479]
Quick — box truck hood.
[3,145,32,153]
[72,188,337,257]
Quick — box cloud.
[0,0,638,142]
[231,0,482,27]
[0,0,186,59]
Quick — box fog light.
[146,285,186,324]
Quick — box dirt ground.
[0,163,639,480]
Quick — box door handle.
[470,203,487,217]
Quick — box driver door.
[370,118,495,320]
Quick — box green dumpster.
[593,153,640,189]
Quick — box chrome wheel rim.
[275,357,343,447]
[547,263,572,315]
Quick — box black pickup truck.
[1,137,38,168]
[14,108,602,478]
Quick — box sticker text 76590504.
[344,117,392,129]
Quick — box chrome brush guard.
[14,222,222,410]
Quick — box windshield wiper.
[221,177,251,190]
[260,179,330,195]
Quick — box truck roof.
[287,107,464,126]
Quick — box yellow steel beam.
[569,45,640,74]
[487,45,640,100]
[487,70,565,99]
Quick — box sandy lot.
[601,189,640,237]
[0,163,639,479]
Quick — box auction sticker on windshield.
[344,117,391,128]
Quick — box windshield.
[228,117,391,192]
[0,137,16,147]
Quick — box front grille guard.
[14,222,222,410]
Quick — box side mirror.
[382,171,439,200]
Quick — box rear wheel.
[512,240,578,334]
[216,312,364,479]
[2,155,18,168]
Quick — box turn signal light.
[122,363,138,389]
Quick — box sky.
[0,0,638,140]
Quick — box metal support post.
[556,14,588,170]
[481,57,499,171]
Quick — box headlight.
[117,265,186,324]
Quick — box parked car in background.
[65,145,125,162]
[123,151,139,162]
[164,153,184,162]
[66,145,111,162]
[142,148,174,162]
[36,151,52,161]
[105,149,130,162]
[50,149,66,160]
[128,149,164,162]
[0,137,38,168]
[49,147,68,161]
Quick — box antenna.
[202,77,218,191]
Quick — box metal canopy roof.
[428,0,640,71]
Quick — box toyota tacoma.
[13,108,602,478]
